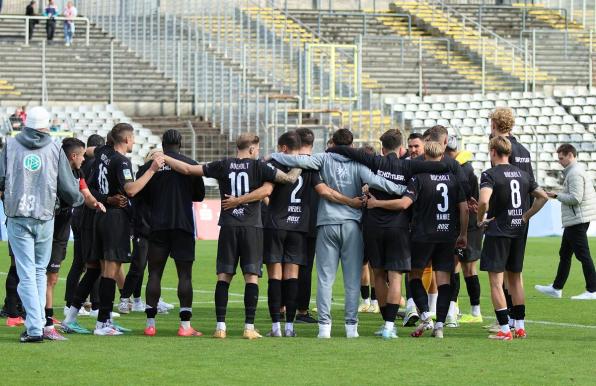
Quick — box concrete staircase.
[0,18,192,113]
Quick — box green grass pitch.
[1,238,596,385]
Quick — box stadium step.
[391,0,553,85]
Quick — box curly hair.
[489,107,515,134]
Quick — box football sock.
[512,304,526,329]
[215,281,229,323]
[435,322,444,329]
[285,322,294,332]
[5,266,20,317]
[180,307,192,329]
[451,272,460,302]
[244,283,259,325]
[447,301,458,319]
[65,267,101,323]
[98,277,116,324]
[272,322,281,333]
[45,307,54,327]
[268,279,282,323]
[371,287,377,301]
[380,305,387,321]
[504,287,513,312]
[495,308,510,332]
[464,275,481,307]
[428,292,438,314]
[436,284,451,324]
[360,285,370,301]
[146,318,155,328]
[404,274,411,300]
[385,303,399,323]
[410,278,429,314]
[145,306,157,319]
[282,278,298,323]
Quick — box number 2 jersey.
[404,172,466,243]
[480,164,538,238]
[203,158,277,227]
[264,159,322,233]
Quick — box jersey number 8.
[510,179,522,209]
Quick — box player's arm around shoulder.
[314,182,364,209]
[221,182,274,211]
[163,154,205,176]
[271,152,325,170]
[124,155,165,197]
[358,163,406,196]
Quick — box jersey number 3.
[436,183,449,213]
[229,171,249,197]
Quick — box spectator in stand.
[9,108,24,131]
[25,1,39,41]
[63,1,77,47]
[44,0,58,41]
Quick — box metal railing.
[538,0,596,28]
[0,14,91,46]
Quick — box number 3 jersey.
[264,159,322,233]
[480,164,538,238]
[203,158,277,227]
[404,171,466,243]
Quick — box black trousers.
[46,19,56,40]
[121,236,149,299]
[296,236,316,311]
[553,222,596,292]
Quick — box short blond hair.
[236,133,260,150]
[489,107,515,134]
[489,136,512,156]
[424,141,444,158]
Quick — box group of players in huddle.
[3,107,547,341]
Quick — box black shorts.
[217,226,263,276]
[264,229,307,266]
[93,209,132,263]
[411,241,456,272]
[480,236,526,273]
[80,207,97,263]
[364,227,411,272]
[148,229,195,262]
[456,228,483,263]
[48,210,72,273]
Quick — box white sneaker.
[317,323,331,339]
[78,307,90,316]
[111,311,120,318]
[345,323,359,339]
[89,309,98,317]
[571,291,596,300]
[158,298,175,310]
[157,303,169,314]
[131,300,146,312]
[118,300,130,314]
[534,284,562,298]
[94,324,123,336]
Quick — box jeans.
[553,222,596,292]
[64,22,74,44]
[7,217,54,337]
[315,221,363,325]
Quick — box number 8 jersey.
[404,171,466,243]
[203,158,277,227]
[480,164,538,238]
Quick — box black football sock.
[464,275,481,306]
[451,272,460,302]
[282,278,298,323]
[371,287,377,301]
[436,284,451,324]
[410,278,429,314]
[5,265,20,318]
[268,279,282,323]
[404,274,412,300]
[503,286,513,313]
[384,303,399,323]
[98,277,116,324]
[495,308,509,327]
[72,267,101,310]
[45,307,54,327]
[90,277,100,310]
[380,305,387,321]
[244,283,259,325]
[179,309,192,322]
[512,304,526,321]
[360,285,370,300]
[214,281,229,323]
[145,306,158,319]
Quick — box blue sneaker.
[382,327,398,340]
[374,324,385,336]
[61,321,91,334]
[111,321,132,333]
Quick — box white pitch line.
[2,272,595,329]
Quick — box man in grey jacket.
[535,144,596,300]
[0,106,84,342]
[270,129,406,338]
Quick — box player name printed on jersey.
[514,156,530,164]
[376,169,406,182]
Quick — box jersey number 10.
[229,171,249,197]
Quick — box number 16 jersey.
[203,158,277,227]
[480,164,538,238]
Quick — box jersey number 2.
[290,176,303,204]
[229,171,249,197]
[436,183,449,213]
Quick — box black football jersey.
[405,172,466,242]
[480,164,538,238]
[508,136,534,179]
[203,158,277,227]
[264,159,321,233]
[138,151,205,235]
[92,145,134,213]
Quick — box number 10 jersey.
[203,157,277,227]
